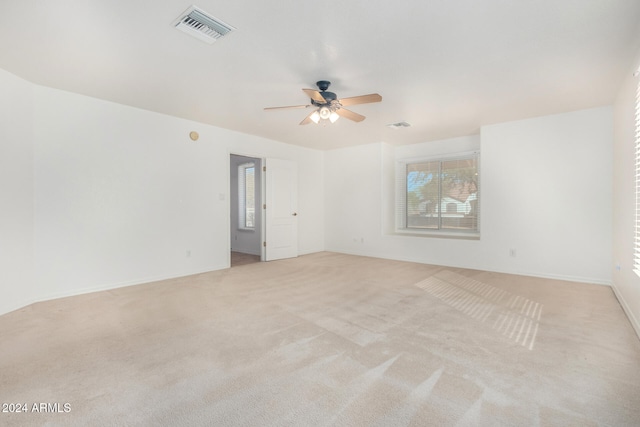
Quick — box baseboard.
[0,296,39,318]
[479,267,611,287]
[611,282,640,340]
[324,247,612,286]
[0,264,228,317]
[298,247,325,256]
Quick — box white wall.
[0,78,324,315]
[33,86,228,299]
[0,69,35,315]
[612,51,640,335]
[481,107,612,282]
[325,107,613,284]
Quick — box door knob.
[292,212,298,216]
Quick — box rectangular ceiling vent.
[173,6,235,44]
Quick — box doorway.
[230,154,262,267]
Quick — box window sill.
[392,229,480,240]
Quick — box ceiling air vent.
[173,6,235,44]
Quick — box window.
[238,163,255,229]
[634,79,640,275]
[397,153,479,235]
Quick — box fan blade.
[339,93,382,106]
[264,104,310,111]
[302,88,327,104]
[335,108,365,122]
[299,110,317,125]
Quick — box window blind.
[238,162,255,230]
[634,80,640,275]
[396,152,479,235]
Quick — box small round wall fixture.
[189,131,199,141]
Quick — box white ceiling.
[1,1,639,150]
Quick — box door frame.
[228,152,299,265]
[229,152,266,263]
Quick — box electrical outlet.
[509,248,516,257]
[186,250,191,257]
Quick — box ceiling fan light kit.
[319,106,331,120]
[265,80,382,125]
[310,105,340,124]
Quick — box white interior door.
[264,158,298,261]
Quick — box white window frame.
[238,162,255,230]
[396,151,480,239]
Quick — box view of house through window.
[403,155,479,232]
[239,163,255,229]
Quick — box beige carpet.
[1,252,639,426]
[231,251,261,267]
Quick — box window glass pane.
[244,166,255,228]
[407,161,440,229]
[440,158,478,230]
[403,156,478,233]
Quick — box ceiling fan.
[264,80,382,125]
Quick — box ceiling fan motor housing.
[316,80,331,91]
[311,91,337,106]
[310,80,338,107]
